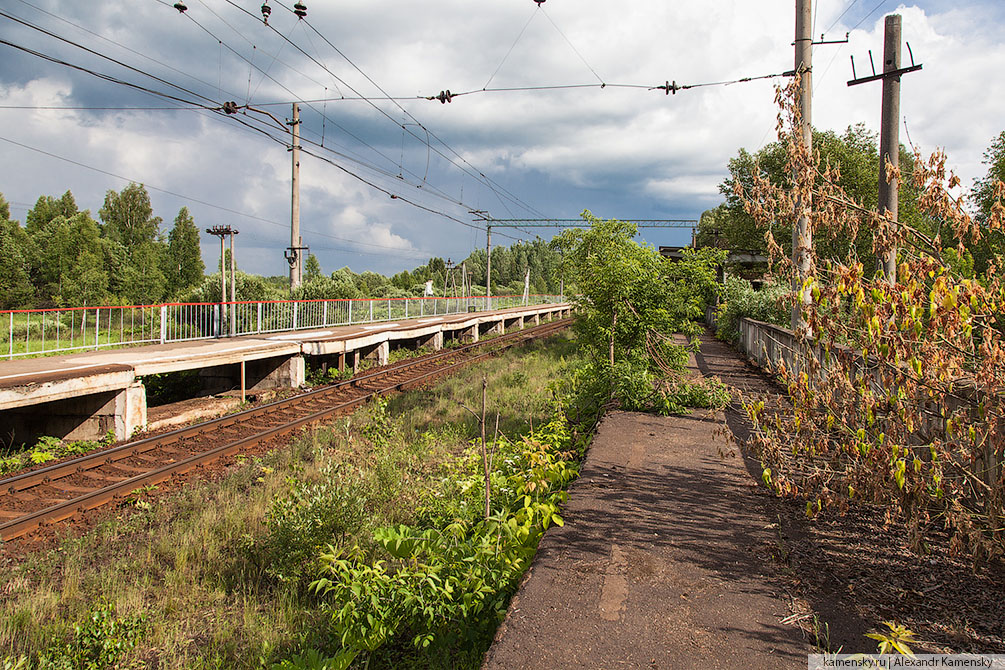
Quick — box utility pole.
[470,210,491,309]
[445,258,457,298]
[523,266,530,305]
[877,15,901,284]
[485,225,492,310]
[847,15,922,285]
[792,0,813,333]
[207,225,234,337]
[229,227,239,336]
[287,103,303,290]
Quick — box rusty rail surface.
[0,318,572,541]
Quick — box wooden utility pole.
[288,103,302,290]
[792,0,813,332]
[877,14,902,284]
[847,14,922,285]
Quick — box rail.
[0,317,572,541]
[1,294,565,359]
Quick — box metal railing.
[2,294,566,359]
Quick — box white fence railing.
[2,294,565,359]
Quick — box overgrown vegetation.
[0,186,566,310]
[0,333,587,669]
[0,433,115,476]
[555,212,729,414]
[713,275,789,343]
[739,81,1005,562]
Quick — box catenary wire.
[483,4,540,90]
[539,5,605,85]
[13,0,246,105]
[0,31,506,239]
[822,0,861,36]
[0,133,449,258]
[0,9,221,107]
[850,0,890,32]
[174,5,494,216]
[245,1,548,220]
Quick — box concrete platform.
[0,303,571,444]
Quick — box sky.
[1,0,1003,279]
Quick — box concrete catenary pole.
[229,228,238,336]
[219,233,226,334]
[878,14,902,284]
[485,225,492,310]
[792,0,814,332]
[289,102,302,290]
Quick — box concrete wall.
[734,316,1001,493]
[0,382,146,446]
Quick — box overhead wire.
[0,133,443,259]
[0,104,196,110]
[0,36,218,110]
[245,1,549,220]
[171,6,485,216]
[483,4,539,90]
[0,9,221,107]
[13,0,246,104]
[822,0,861,37]
[849,0,890,32]
[0,27,499,247]
[539,5,605,85]
[0,23,497,239]
[2,6,552,253]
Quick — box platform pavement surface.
[0,303,565,388]
[482,334,808,669]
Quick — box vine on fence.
[738,79,1005,561]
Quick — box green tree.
[557,212,724,413]
[304,253,322,280]
[30,212,110,306]
[165,207,204,295]
[701,124,925,274]
[62,213,110,306]
[99,183,167,304]
[25,190,77,234]
[99,183,162,248]
[0,194,34,308]
[967,131,1005,274]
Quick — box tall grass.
[0,332,579,669]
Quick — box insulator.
[173,1,188,12]
[294,2,307,18]
[222,101,239,114]
[261,1,271,23]
[436,90,453,104]
[534,0,546,4]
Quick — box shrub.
[714,275,788,343]
[262,463,369,585]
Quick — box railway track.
[0,318,571,542]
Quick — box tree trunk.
[609,310,616,368]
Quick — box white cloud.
[1,0,1002,276]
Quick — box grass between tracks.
[0,331,592,669]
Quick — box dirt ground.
[483,333,1005,669]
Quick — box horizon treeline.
[0,184,566,310]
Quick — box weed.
[866,621,917,656]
